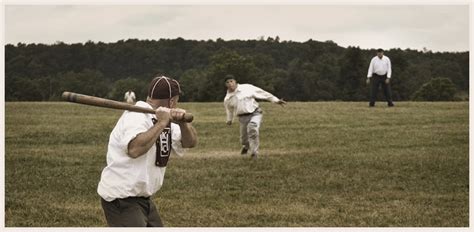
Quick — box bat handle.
[155,108,193,123]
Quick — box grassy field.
[4,101,469,227]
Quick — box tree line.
[5,37,469,102]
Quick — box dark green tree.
[337,47,365,100]
[58,69,111,98]
[178,69,209,102]
[202,50,261,101]
[4,38,469,102]
[108,78,148,101]
[8,76,43,101]
[413,77,457,101]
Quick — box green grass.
[5,101,469,227]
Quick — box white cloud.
[4,5,470,51]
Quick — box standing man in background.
[124,89,136,104]
[366,48,394,107]
[224,75,286,159]
[98,76,197,227]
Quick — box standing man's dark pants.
[101,197,164,227]
[370,74,394,107]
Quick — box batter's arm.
[128,109,170,158]
[178,123,197,148]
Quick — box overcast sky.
[4,4,470,52]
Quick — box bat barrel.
[61,91,194,122]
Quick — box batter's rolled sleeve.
[118,111,150,152]
[171,123,185,157]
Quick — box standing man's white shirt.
[367,55,392,78]
[124,91,136,104]
[224,84,279,123]
[97,101,185,202]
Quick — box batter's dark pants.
[101,197,163,227]
[369,74,394,107]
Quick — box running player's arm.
[252,85,286,105]
[224,98,235,124]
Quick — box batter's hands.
[366,78,371,85]
[277,98,287,107]
[170,108,187,123]
[385,78,390,84]
[156,107,171,125]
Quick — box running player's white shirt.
[124,91,136,103]
[224,84,279,123]
[97,101,185,202]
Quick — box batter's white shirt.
[367,55,392,78]
[97,101,185,202]
[224,84,279,123]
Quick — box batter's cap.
[148,76,181,99]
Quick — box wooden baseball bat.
[61,91,194,123]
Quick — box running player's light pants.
[238,112,262,155]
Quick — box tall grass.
[5,102,469,227]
